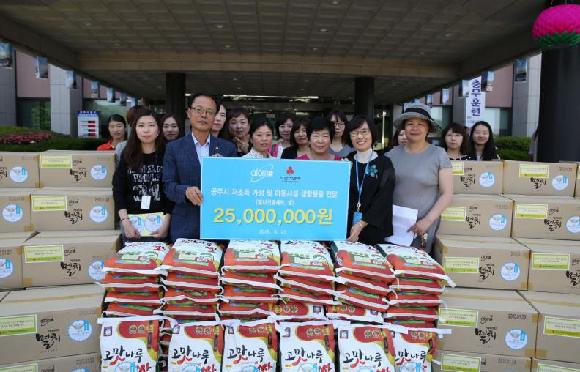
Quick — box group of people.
[100,95,499,254]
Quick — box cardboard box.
[503,161,577,197]
[452,160,503,195]
[0,152,40,188]
[516,238,580,294]
[520,291,580,364]
[22,234,118,287]
[0,231,34,240]
[509,196,580,240]
[532,358,580,372]
[0,238,26,289]
[0,353,100,371]
[39,150,114,188]
[435,236,529,290]
[0,284,103,364]
[35,229,121,239]
[439,195,513,237]
[31,188,114,231]
[434,350,531,372]
[0,291,8,302]
[437,288,538,357]
[0,188,34,233]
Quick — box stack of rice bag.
[100,242,169,317]
[379,245,455,328]
[332,241,394,316]
[277,240,337,305]
[159,239,223,321]
[219,240,280,319]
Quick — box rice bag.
[103,254,164,276]
[98,316,162,372]
[105,290,163,305]
[393,329,436,372]
[222,271,279,289]
[120,241,170,258]
[163,288,220,303]
[272,303,326,321]
[223,320,278,372]
[332,241,395,281]
[279,241,335,281]
[279,286,337,305]
[335,285,389,313]
[335,272,391,296]
[384,306,438,321]
[279,321,335,372]
[161,302,218,318]
[100,273,160,290]
[219,302,274,318]
[390,277,445,294]
[337,324,395,372]
[387,291,442,307]
[168,321,224,372]
[222,285,278,302]
[104,303,160,317]
[222,240,281,272]
[276,275,336,295]
[388,319,436,329]
[325,304,384,324]
[161,239,223,277]
[162,272,222,291]
[379,245,455,285]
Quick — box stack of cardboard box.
[434,160,580,371]
[0,151,119,369]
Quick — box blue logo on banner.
[200,158,350,240]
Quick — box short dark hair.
[228,107,249,121]
[107,114,127,127]
[441,122,468,155]
[290,117,310,147]
[328,110,347,124]
[250,115,274,137]
[275,112,296,131]
[308,116,335,139]
[187,93,218,111]
[344,115,378,147]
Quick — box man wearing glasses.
[163,93,237,241]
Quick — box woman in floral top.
[345,115,395,245]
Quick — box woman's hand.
[408,217,434,236]
[347,221,367,242]
[122,218,140,239]
[235,137,249,153]
[151,215,171,239]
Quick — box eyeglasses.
[349,129,371,137]
[190,105,216,116]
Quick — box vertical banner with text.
[201,158,350,240]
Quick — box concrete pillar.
[512,54,542,137]
[354,77,374,120]
[0,57,16,126]
[537,44,580,162]
[49,65,82,136]
[165,72,186,137]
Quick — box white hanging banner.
[465,76,486,127]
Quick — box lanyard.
[354,152,372,211]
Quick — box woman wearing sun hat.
[385,103,453,254]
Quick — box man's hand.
[186,186,203,206]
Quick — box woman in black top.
[345,116,395,245]
[468,121,500,160]
[113,109,173,241]
[441,122,472,160]
[281,117,310,159]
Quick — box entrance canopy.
[0,0,543,103]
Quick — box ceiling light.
[185,93,191,97]
[232,77,238,81]
[224,44,231,49]
[84,22,92,27]
[444,32,455,38]
[320,28,328,33]
[312,47,319,51]
[236,86,242,90]
[216,24,224,29]
[331,0,340,5]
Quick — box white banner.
[465,76,486,127]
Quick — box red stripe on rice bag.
[104,302,160,317]
[335,272,391,296]
[335,284,389,312]
[103,255,161,276]
[222,285,278,302]
[332,241,395,280]
[279,241,335,280]
[221,271,278,289]
[279,287,337,305]
[161,272,222,292]
[163,301,217,314]
[218,302,274,317]
[162,288,220,303]
[222,240,280,272]
[387,319,436,329]
[104,290,163,305]
[101,273,160,287]
[326,304,384,323]
[277,276,335,295]
[391,277,445,293]
[387,291,442,307]
[384,305,438,320]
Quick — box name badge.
[141,195,151,210]
[352,211,363,226]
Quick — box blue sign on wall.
[200,158,350,240]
